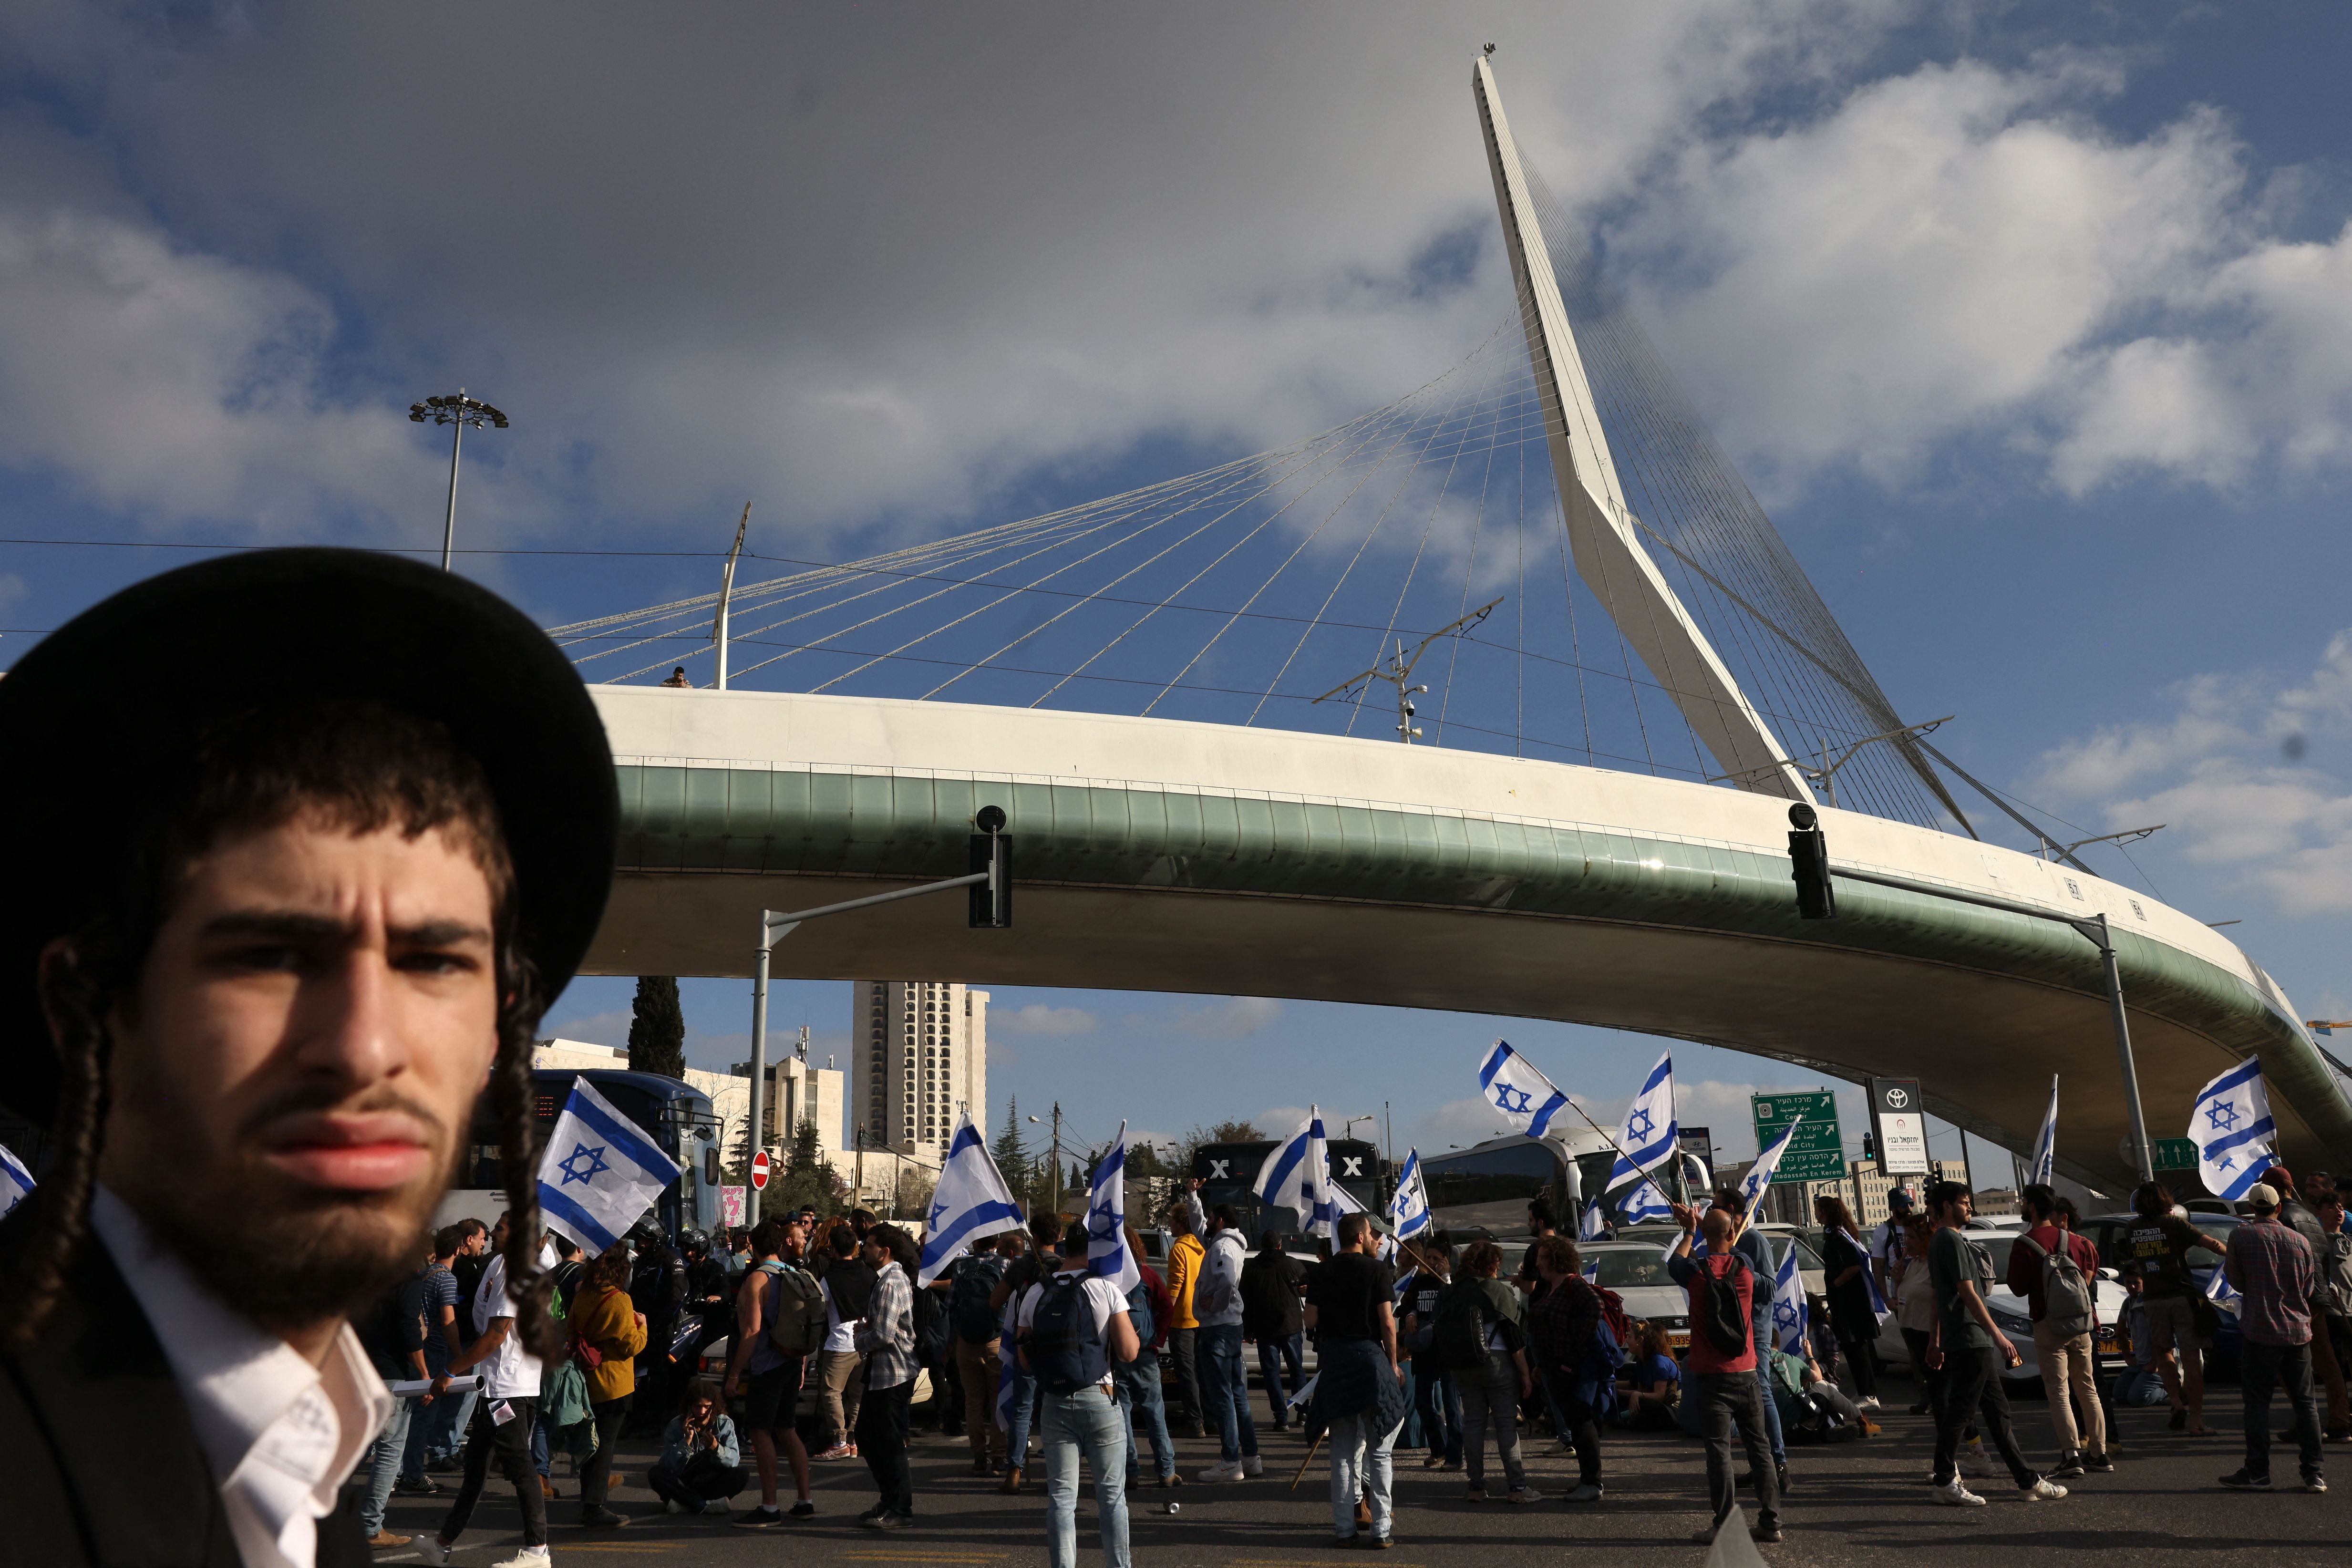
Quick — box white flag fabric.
[1604,1050,1679,1190]
[1740,1115,1802,1227]
[2192,1059,2278,1203]
[1389,1147,1431,1239]
[1771,1231,1810,1353]
[1476,1040,1573,1138]
[1084,1121,1141,1294]
[2028,1075,2059,1188]
[1256,1107,1341,1239]
[0,1139,32,1222]
[1578,1197,1608,1241]
[536,1077,684,1254]
[919,1112,1027,1285]
[2206,1257,2243,1317]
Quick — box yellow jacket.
[1167,1234,1206,1331]
[571,1284,649,1405]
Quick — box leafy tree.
[771,1114,845,1216]
[627,976,686,1079]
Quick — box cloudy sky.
[8,2,2352,1169]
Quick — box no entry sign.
[750,1150,771,1190]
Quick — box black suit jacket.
[0,1211,373,1567]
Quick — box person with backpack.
[1434,1239,1538,1504]
[1697,1189,1790,1498]
[950,1234,1016,1475]
[815,1222,875,1461]
[993,1214,1069,1492]
[1526,1234,1609,1502]
[570,1242,652,1527]
[720,1217,822,1527]
[1927,1180,2065,1506]
[1665,1203,1781,1546]
[1015,1218,1143,1568]
[1241,1230,1308,1430]
[1397,1237,1462,1470]
[2005,1184,2110,1479]
[1194,1205,1263,1483]
[1116,1223,1180,1494]
[856,1225,923,1528]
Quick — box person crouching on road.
[1015,1218,1142,1568]
[1666,1204,1781,1546]
[650,1382,749,1513]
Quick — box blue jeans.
[1411,1356,1462,1462]
[533,1412,551,1477]
[1256,1331,1304,1424]
[1755,1321,1786,1464]
[1328,1409,1397,1540]
[425,1385,477,1462]
[359,1398,414,1537]
[1200,1325,1259,1462]
[1042,1386,1130,1568]
[1005,1362,1041,1466]
[1114,1362,1175,1481]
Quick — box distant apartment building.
[852,981,989,1156]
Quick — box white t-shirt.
[471,1254,544,1401]
[820,1276,858,1354]
[1015,1269,1129,1393]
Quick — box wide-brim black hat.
[0,548,617,1124]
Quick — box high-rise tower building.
[851,981,988,1155]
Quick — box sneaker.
[1197,1460,1244,1483]
[734,1505,787,1528]
[789,1501,815,1519]
[1564,1482,1604,1503]
[490,1552,550,1568]
[2219,1469,2272,1490]
[1934,1480,1986,1507]
[1439,1459,1462,1473]
[581,1505,632,1527]
[1369,1537,1394,1550]
[815,1444,855,1461]
[1242,1455,1264,1478]
[1463,1485,1486,1502]
[415,1540,451,1566]
[1960,1449,1995,1478]
[1506,1486,1544,1504]
[970,1454,992,1477]
[2051,1453,2085,1480]
[392,1477,442,1497]
[2302,1473,2327,1494]
[1753,1520,1784,1544]
[858,1504,889,1522]
[1423,1455,1445,1469]
[701,1498,731,1516]
[2021,1478,2068,1501]
[365,1534,412,1550]
[663,1498,685,1515]
[873,1512,915,1530]
[1858,1396,1881,1411]
[1160,1474,1184,1488]
[2084,1453,2114,1473]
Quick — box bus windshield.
[1423,1138,1570,1238]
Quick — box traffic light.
[1787,802,1835,919]
[969,804,1011,928]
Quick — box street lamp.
[408,390,510,571]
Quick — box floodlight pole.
[443,417,464,572]
[408,389,510,572]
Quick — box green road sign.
[1752,1091,1847,1184]
[2152,1137,2197,1171]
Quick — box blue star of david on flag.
[1476,1041,1571,1139]
[2206,1100,2240,1133]
[918,1114,1026,1287]
[1604,1050,1679,1191]
[2192,1058,2276,1203]
[557,1142,611,1186]
[1495,1085,1533,1114]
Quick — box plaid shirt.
[857,1259,918,1389]
[2226,1216,2316,1348]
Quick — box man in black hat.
[0,550,616,1568]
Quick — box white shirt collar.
[90,1187,392,1568]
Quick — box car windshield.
[1589,1249,1678,1290]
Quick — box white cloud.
[542,1008,631,1049]
[1171,996,1283,1039]
[993,1003,1099,1037]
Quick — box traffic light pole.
[743,813,1010,1227]
[1827,862,2154,1186]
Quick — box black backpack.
[952,1254,1008,1345]
[1028,1273,1109,1395]
[911,1273,947,1368]
[1697,1253,1754,1358]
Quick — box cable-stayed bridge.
[552,59,2352,1185]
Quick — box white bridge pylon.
[1474,56,1812,805]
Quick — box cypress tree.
[627,975,687,1079]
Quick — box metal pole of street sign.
[1831,864,2156,1184]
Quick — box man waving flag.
[1256,1107,1341,1240]
[1603,1049,1679,1193]
[2028,1076,2059,1187]
[2191,1059,2277,1204]
[918,1112,1025,1285]
[1740,1114,1803,1227]
[537,1076,684,1253]
[1477,1040,1572,1138]
[1085,1121,1142,1293]
[1389,1147,1431,1240]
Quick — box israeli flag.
[1476,1040,1572,1139]
[1578,1197,1608,1242]
[995,1335,1020,1433]
[2028,1075,2059,1188]
[0,1140,32,1222]
[1740,1114,1802,1226]
[2192,1059,2278,1203]
[2206,1258,2243,1318]
[1389,1147,1431,1239]
[1771,1231,1809,1353]
[1580,1257,1600,1284]
[919,1112,1026,1286]
[1256,1106,1341,1239]
[1603,1050,1679,1190]
[1084,1121,1141,1294]
[1615,1174,1672,1225]
[536,1077,684,1254]
[1837,1226,1889,1315]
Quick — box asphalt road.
[371,1363,2342,1567]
